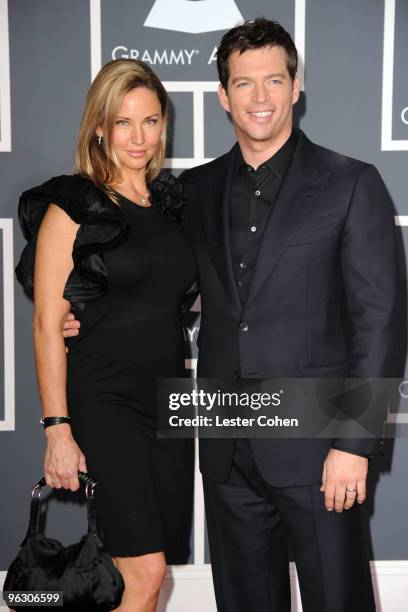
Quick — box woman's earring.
[98,136,102,146]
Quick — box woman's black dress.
[15,174,197,562]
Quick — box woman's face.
[98,87,164,176]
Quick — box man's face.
[218,45,299,147]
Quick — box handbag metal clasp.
[31,483,42,500]
[85,482,96,499]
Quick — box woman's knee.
[115,552,167,596]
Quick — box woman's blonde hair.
[75,59,168,189]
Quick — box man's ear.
[218,83,231,113]
[292,77,300,106]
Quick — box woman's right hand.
[44,423,87,491]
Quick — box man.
[64,18,405,611]
[178,18,404,612]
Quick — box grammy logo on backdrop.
[144,0,243,34]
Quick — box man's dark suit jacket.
[180,129,405,487]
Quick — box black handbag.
[3,472,124,610]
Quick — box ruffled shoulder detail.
[15,174,128,310]
[149,174,186,222]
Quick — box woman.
[15,59,196,612]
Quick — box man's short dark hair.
[216,17,298,90]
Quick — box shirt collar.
[234,129,298,179]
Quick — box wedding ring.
[346,487,357,492]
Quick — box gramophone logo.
[144,0,243,34]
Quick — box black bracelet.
[41,416,71,429]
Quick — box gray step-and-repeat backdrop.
[0,1,407,610]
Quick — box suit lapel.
[199,145,241,312]
[244,131,331,310]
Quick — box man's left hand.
[62,312,80,337]
[320,449,368,512]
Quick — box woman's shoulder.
[27,173,93,193]
[150,173,186,221]
[19,174,100,229]
[22,174,93,195]
[16,173,128,309]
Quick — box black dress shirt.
[230,130,298,302]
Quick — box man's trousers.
[203,439,375,612]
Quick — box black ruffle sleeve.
[15,173,187,310]
[15,174,129,311]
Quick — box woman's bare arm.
[33,204,87,490]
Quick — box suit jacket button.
[240,322,249,332]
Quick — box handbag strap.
[24,471,98,542]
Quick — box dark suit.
[180,130,405,611]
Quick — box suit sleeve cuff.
[332,436,384,459]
